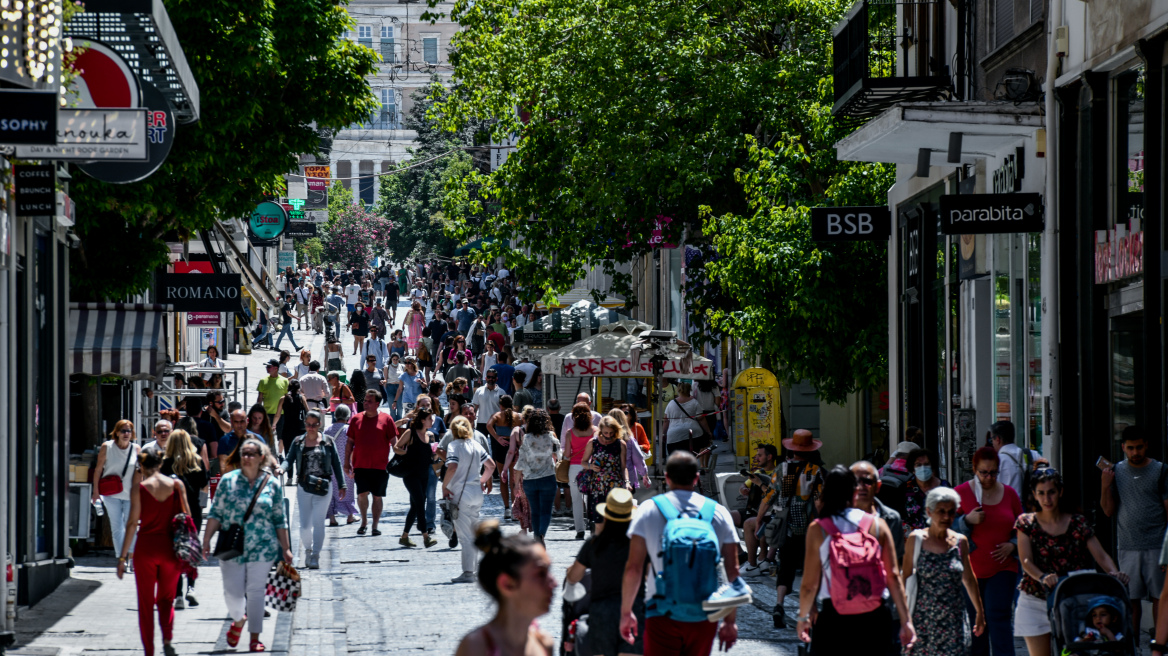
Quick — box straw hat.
[782,429,823,452]
[596,488,636,523]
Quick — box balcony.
[832,0,952,123]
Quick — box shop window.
[990,232,1041,451]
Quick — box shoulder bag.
[671,399,705,439]
[904,529,925,618]
[213,472,271,560]
[387,431,412,478]
[296,437,331,496]
[98,443,138,497]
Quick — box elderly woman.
[325,405,360,526]
[202,437,292,653]
[442,416,496,582]
[901,487,985,655]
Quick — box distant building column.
[336,160,352,191]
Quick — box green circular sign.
[249,201,288,240]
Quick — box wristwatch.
[1151,640,1165,655]
[795,614,811,623]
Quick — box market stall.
[513,300,633,403]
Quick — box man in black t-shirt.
[273,294,302,351]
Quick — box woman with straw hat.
[565,487,643,656]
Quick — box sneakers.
[185,592,199,607]
[399,535,416,548]
[759,560,775,575]
[308,552,320,569]
[702,577,753,611]
[423,536,438,548]
[174,595,185,610]
[504,510,512,520]
[739,563,762,577]
[575,531,585,540]
[707,606,735,622]
[451,571,476,584]
[773,606,788,629]
[302,549,313,569]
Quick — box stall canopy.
[515,300,630,346]
[540,321,713,379]
[70,303,171,381]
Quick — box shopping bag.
[265,561,302,612]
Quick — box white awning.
[835,101,1044,165]
[70,303,170,381]
[540,321,714,379]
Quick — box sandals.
[356,525,367,535]
[226,618,245,648]
[371,528,382,536]
[250,639,266,652]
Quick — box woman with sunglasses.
[92,419,140,564]
[954,447,1022,656]
[1013,467,1127,656]
[281,411,346,569]
[203,437,292,653]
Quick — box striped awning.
[70,303,171,381]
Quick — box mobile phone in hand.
[1096,456,1113,471]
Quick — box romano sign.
[939,193,1044,234]
[157,273,242,312]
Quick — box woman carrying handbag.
[442,416,496,582]
[392,409,438,548]
[92,419,140,561]
[280,411,346,570]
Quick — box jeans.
[425,467,439,530]
[522,476,557,538]
[103,496,134,556]
[297,487,331,556]
[568,464,585,532]
[252,324,271,348]
[403,474,429,534]
[273,323,299,350]
[454,490,484,573]
[968,569,1017,656]
[384,384,400,419]
[219,560,271,635]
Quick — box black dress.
[401,430,432,534]
[161,458,208,528]
[350,311,370,337]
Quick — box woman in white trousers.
[91,420,139,558]
[280,411,347,569]
[442,416,496,583]
[561,403,599,539]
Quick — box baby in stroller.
[1078,597,1125,643]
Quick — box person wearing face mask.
[903,448,949,532]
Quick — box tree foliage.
[294,237,324,268]
[375,82,487,261]
[68,0,379,300]
[319,204,394,269]
[433,0,894,402]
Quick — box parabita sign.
[939,193,1044,234]
[157,274,242,311]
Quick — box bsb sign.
[811,206,891,241]
[158,273,243,312]
[939,193,1044,234]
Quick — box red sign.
[560,357,711,379]
[186,312,222,326]
[1095,227,1143,284]
[624,215,676,249]
[174,261,214,274]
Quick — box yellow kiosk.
[732,367,781,458]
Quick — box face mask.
[915,465,933,482]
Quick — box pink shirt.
[566,429,595,465]
[955,480,1023,578]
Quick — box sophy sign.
[939,193,1044,235]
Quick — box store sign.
[939,193,1044,234]
[78,82,175,184]
[560,357,712,379]
[1095,220,1143,284]
[305,210,328,223]
[158,273,243,311]
[186,312,224,327]
[811,206,891,241]
[282,199,306,221]
[249,201,288,240]
[285,222,317,238]
[277,251,296,270]
[0,90,58,145]
[992,147,1025,194]
[14,165,56,216]
[304,165,329,210]
[16,109,148,161]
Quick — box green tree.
[319,204,394,269]
[295,237,325,268]
[433,0,892,402]
[327,180,355,228]
[69,0,379,300]
[375,81,487,260]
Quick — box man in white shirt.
[622,451,744,652]
[470,371,503,435]
[992,420,1041,498]
[299,361,331,411]
[293,282,311,330]
[345,281,361,313]
[360,325,390,370]
[514,359,538,383]
[559,392,604,449]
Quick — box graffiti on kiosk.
[562,358,710,378]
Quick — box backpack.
[817,513,886,615]
[649,495,721,622]
[1002,446,1034,504]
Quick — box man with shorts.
[1102,425,1168,636]
[344,390,398,536]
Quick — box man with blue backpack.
[620,451,751,655]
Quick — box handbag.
[905,529,925,618]
[265,561,302,612]
[172,513,203,569]
[98,443,137,497]
[296,438,331,497]
[213,473,271,560]
[556,458,571,484]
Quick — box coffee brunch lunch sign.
[939,193,1044,235]
[249,201,288,240]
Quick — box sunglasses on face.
[118,429,133,434]
[240,451,261,458]
[855,476,877,487]
[306,422,321,428]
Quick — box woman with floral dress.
[901,487,984,655]
[903,448,949,532]
[578,416,629,526]
[1014,468,1127,656]
[325,404,359,525]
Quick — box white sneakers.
[451,571,476,583]
[739,563,762,577]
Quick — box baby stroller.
[1048,572,1138,655]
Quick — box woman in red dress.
[117,448,190,656]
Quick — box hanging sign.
[1095,219,1143,284]
[78,82,175,184]
[285,222,318,238]
[17,109,148,161]
[304,165,329,210]
[249,201,288,240]
[158,273,243,311]
[14,165,56,216]
[811,206,891,241]
[939,193,1044,234]
[0,90,58,145]
[186,312,225,327]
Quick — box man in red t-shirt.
[344,389,398,536]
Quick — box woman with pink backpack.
[795,465,917,655]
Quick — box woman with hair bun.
[455,520,556,656]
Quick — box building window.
[380,25,395,63]
[341,29,350,39]
[358,26,373,48]
[422,35,439,65]
[993,0,1013,49]
[379,88,397,129]
[358,160,375,206]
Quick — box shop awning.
[540,321,714,379]
[835,101,1044,165]
[456,237,509,256]
[70,303,171,381]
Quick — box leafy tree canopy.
[433,0,893,402]
[320,204,394,269]
[69,0,379,300]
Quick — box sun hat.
[782,430,823,452]
[596,488,636,522]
